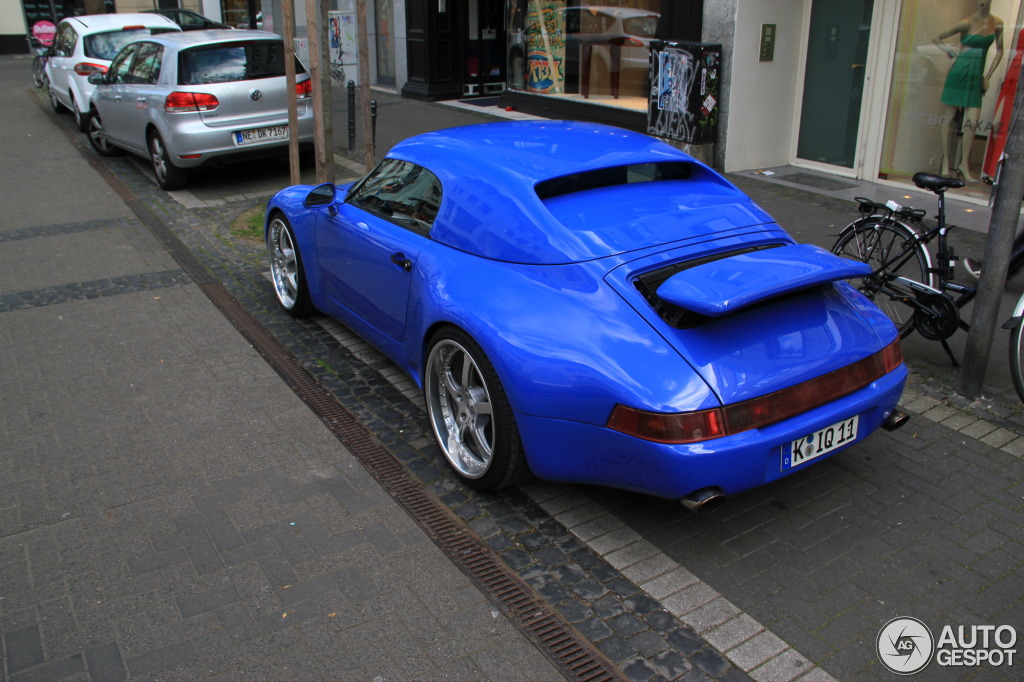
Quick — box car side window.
[129,43,162,84]
[348,158,442,236]
[56,24,75,57]
[108,45,136,85]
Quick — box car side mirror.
[87,72,105,85]
[304,183,336,208]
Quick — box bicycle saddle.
[912,172,965,192]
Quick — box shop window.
[506,0,661,111]
[879,0,1023,199]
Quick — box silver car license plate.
[234,125,288,146]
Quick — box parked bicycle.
[830,171,1024,402]
[29,36,49,88]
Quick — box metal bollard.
[347,81,356,151]
[371,100,377,150]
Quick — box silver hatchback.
[87,30,314,190]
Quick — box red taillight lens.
[607,405,724,444]
[74,62,108,76]
[607,339,903,444]
[164,91,219,112]
[296,78,311,99]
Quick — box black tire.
[832,218,933,338]
[424,328,529,491]
[1007,294,1024,404]
[86,109,123,157]
[148,130,188,190]
[266,213,314,316]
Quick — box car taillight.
[164,91,220,112]
[74,62,108,76]
[296,78,311,99]
[607,338,902,443]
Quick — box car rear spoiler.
[655,244,871,317]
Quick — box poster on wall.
[648,41,721,144]
[525,0,565,94]
[328,11,359,85]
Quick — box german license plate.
[234,125,288,145]
[782,415,859,470]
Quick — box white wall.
[721,0,805,172]
[2,1,27,37]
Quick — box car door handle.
[390,252,412,271]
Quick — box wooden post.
[958,70,1024,397]
[282,0,301,185]
[319,0,333,181]
[356,0,373,170]
[304,0,329,183]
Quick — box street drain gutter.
[54,104,626,682]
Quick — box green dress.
[941,32,996,108]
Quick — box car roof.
[59,13,179,33]
[141,29,281,48]
[387,121,770,264]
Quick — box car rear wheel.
[424,329,529,491]
[148,131,188,190]
[71,93,88,132]
[48,80,63,113]
[267,213,314,316]
[87,110,122,157]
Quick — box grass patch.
[231,205,265,243]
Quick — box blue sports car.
[265,121,908,511]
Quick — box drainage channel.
[55,103,626,682]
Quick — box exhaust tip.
[882,408,910,431]
[681,487,726,513]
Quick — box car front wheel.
[424,329,528,491]
[148,131,188,190]
[87,110,122,157]
[267,213,313,316]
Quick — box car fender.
[407,245,717,428]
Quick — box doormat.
[782,172,860,192]
[460,97,499,107]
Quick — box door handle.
[390,252,412,271]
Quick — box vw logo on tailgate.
[249,89,263,102]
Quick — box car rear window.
[84,28,177,61]
[178,41,305,85]
[535,162,693,200]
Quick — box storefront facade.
[710,0,1022,202]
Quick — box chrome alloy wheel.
[150,134,170,185]
[268,217,300,309]
[425,339,495,479]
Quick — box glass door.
[796,0,875,170]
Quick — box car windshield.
[84,28,175,60]
[622,15,658,37]
[179,41,303,84]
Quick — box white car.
[46,13,180,131]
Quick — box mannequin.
[933,0,1003,182]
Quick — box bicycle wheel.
[832,218,933,337]
[1006,291,1024,404]
[32,56,46,88]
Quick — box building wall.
[710,0,805,173]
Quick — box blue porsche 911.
[265,121,908,511]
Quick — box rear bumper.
[160,109,315,168]
[516,365,908,500]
